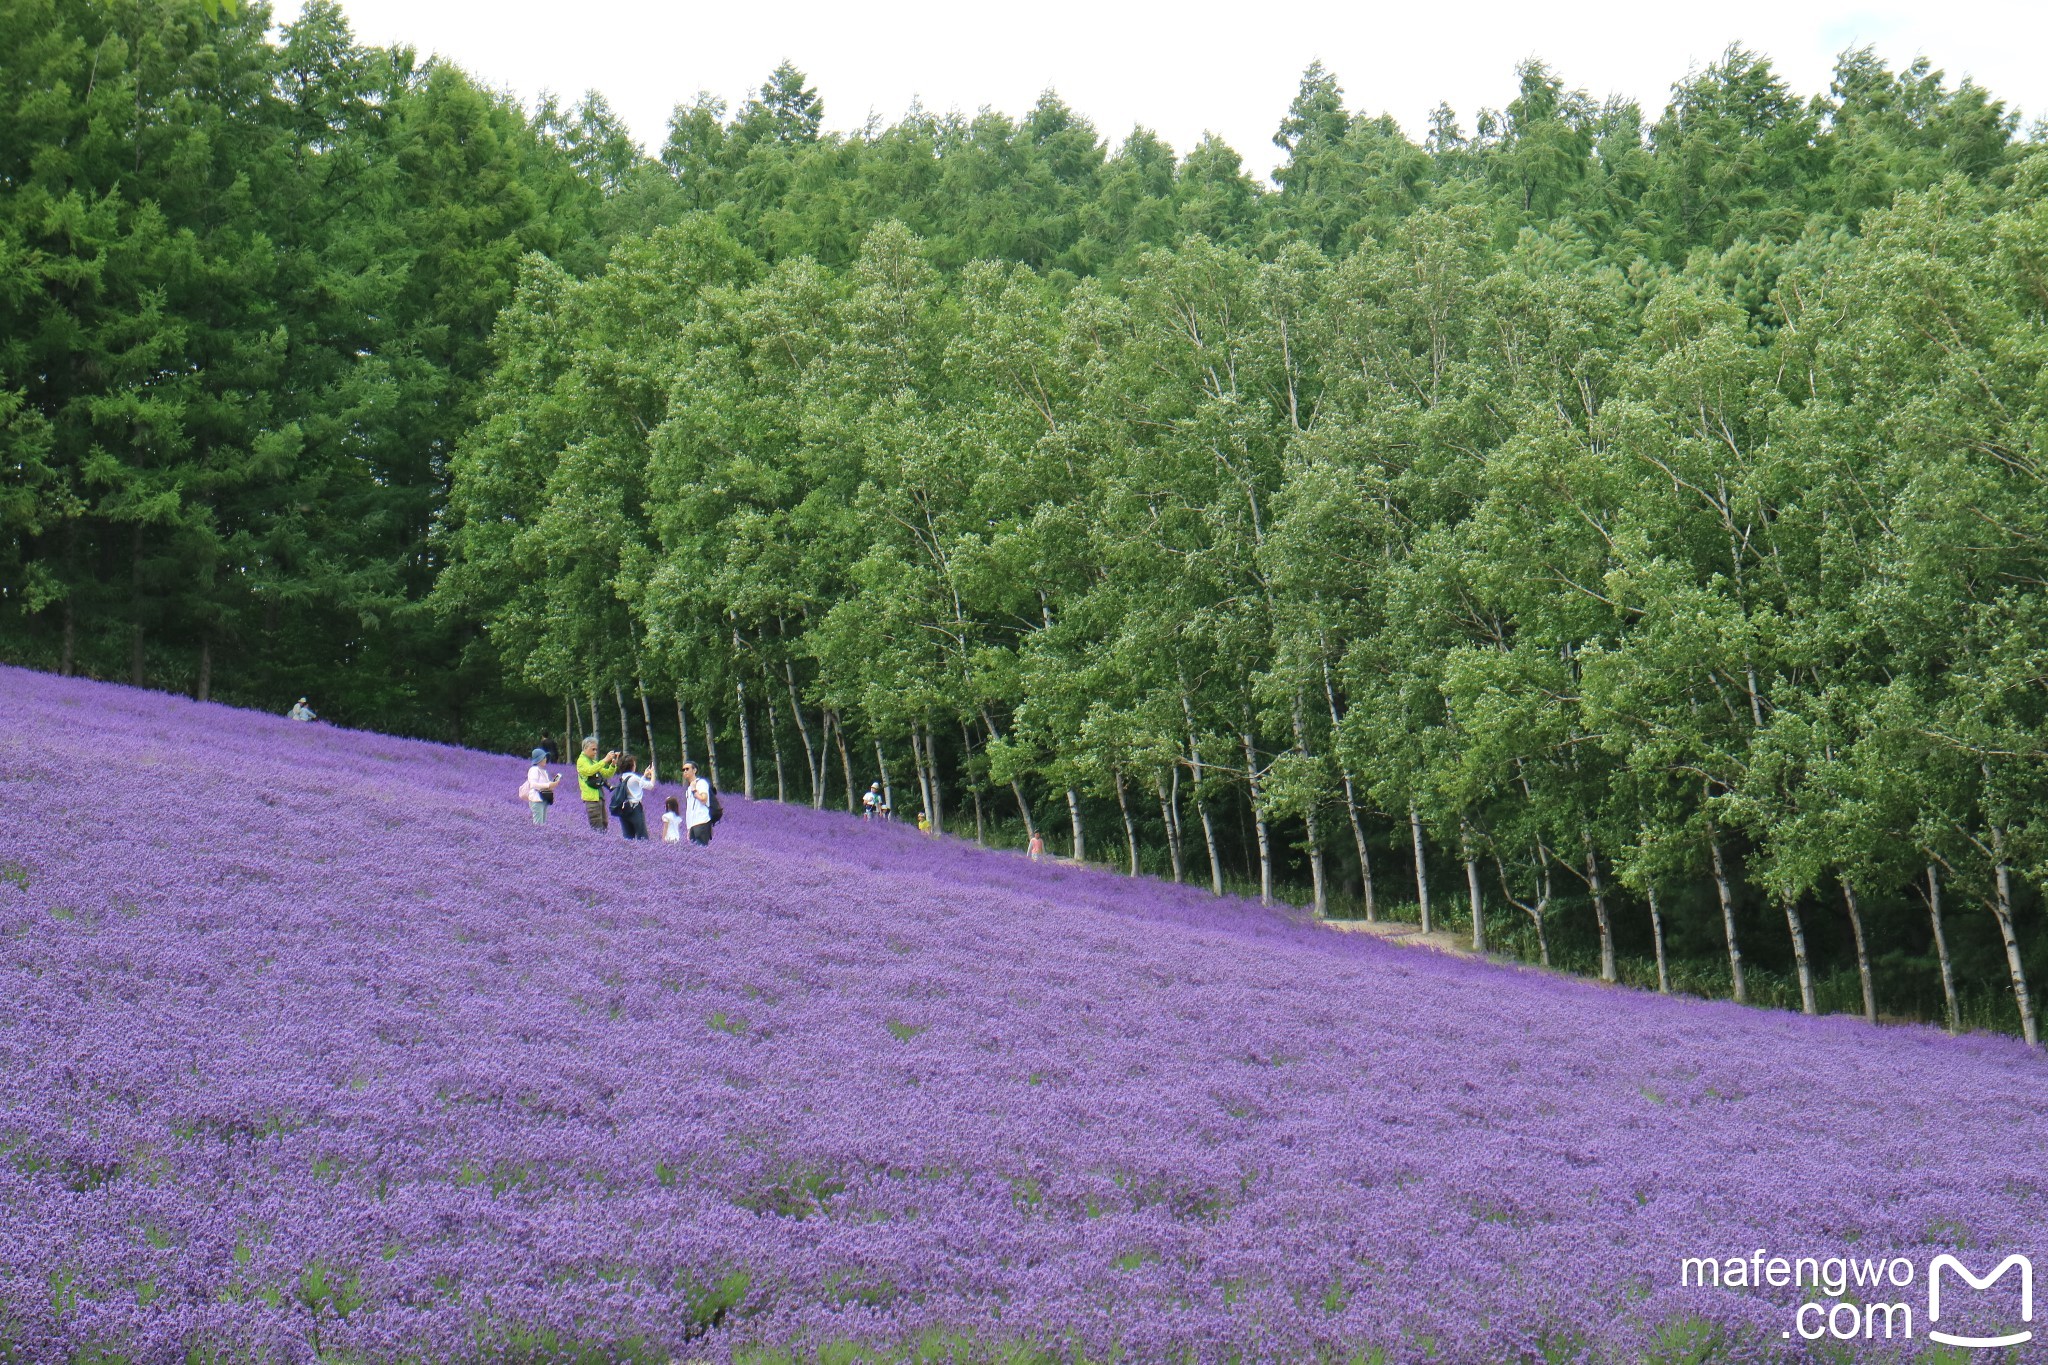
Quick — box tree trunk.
[1461,820,1484,953]
[702,714,721,791]
[564,695,575,768]
[961,721,984,843]
[1342,770,1375,921]
[128,524,146,686]
[924,720,944,834]
[1114,769,1139,875]
[833,712,856,813]
[1647,883,1670,994]
[1987,826,2038,1046]
[1156,771,1183,883]
[1840,877,1877,1025]
[1302,800,1326,918]
[976,708,1036,842]
[1584,836,1615,983]
[196,637,212,703]
[587,691,602,746]
[59,596,76,676]
[735,677,755,798]
[1922,864,1959,1034]
[1065,788,1085,862]
[613,684,632,758]
[1286,697,1326,917]
[1409,803,1432,935]
[873,738,895,820]
[908,726,930,825]
[1169,766,1185,876]
[636,676,658,771]
[1241,731,1272,905]
[769,703,787,802]
[1320,654,1373,917]
[675,697,692,769]
[782,658,820,806]
[1781,893,1817,1015]
[1185,726,1223,896]
[1706,825,1747,1004]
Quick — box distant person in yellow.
[916,810,931,836]
[576,736,620,831]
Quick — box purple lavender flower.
[0,666,2037,1362]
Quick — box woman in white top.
[523,749,562,825]
[616,755,657,840]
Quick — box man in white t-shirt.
[681,761,713,846]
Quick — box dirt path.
[1319,916,1478,958]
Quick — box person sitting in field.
[661,795,684,843]
[576,737,620,831]
[613,754,656,840]
[522,749,562,825]
[287,697,317,722]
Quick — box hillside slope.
[0,668,2040,1362]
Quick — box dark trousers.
[619,804,649,840]
[689,821,712,846]
[584,799,607,830]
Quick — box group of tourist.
[521,736,719,845]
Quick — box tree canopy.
[5,8,2047,1034]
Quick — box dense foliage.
[2,669,2041,1361]
[5,0,2047,1027]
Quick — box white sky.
[272,0,2047,181]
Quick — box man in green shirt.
[575,736,620,831]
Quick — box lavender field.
[0,668,2041,1363]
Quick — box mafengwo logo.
[1928,1254,2033,1350]
[1679,1250,2032,1347]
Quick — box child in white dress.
[661,795,684,843]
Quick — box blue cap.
[531,748,548,762]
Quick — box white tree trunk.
[873,738,895,819]
[781,658,821,806]
[1241,731,1272,906]
[1706,826,1747,1004]
[1114,769,1139,875]
[1410,803,1432,935]
[1840,877,1876,1024]
[833,713,856,812]
[635,675,658,770]
[1647,882,1670,994]
[1922,864,1959,1033]
[1342,770,1374,921]
[735,677,755,799]
[1584,836,1615,983]
[1988,829,2038,1046]
[1461,821,1484,953]
[1156,771,1183,883]
[1782,894,1817,1015]
[1065,787,1084,862]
